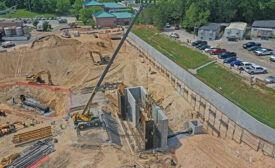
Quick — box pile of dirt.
[175,134,275,168]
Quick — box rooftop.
[93,11,133,19]
[111,12,133,19]
[102,2,126,8]
[83,0,103,7]
[226,22,247,30]
[93,11,115,18]
[199,23,220,31]
[252,20,275,28]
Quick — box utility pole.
[28,0,32,18]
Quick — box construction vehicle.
[71,3,147,131]
[0,153,20,168]
[96,41,106,48]
[61,30,71,38]
[26,71,53,85]
[89,51,110,65]
[0,121,27,137]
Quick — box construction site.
[0,13,275,168]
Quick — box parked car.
[247,46,261,51]
[58,18,67,23]
[265,76,275,84]
[244,65,267,74]
[191,40,206,46]
[205,47,218,53]
[165,23,171,28]
[227,36,238,41]
[243,42,261,49]
[2,41,15,48]
[198,45,210,50]
[210,48,226,55]
[234,61,253,70]
[195,43,206,48]
[169,33,179,39]
[270,55,275,62]
[218,52,236,59]
[224,57,237,63]
[175,24,180,30]
[255,48,273,56]
[230,60,242,67]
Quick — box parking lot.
[161,28,275,88]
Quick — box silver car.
[265,76,275,83]
[244,65,267,74]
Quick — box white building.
[224,22,247,39]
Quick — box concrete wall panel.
[227,120,235,139]
[241,130,260,151]
[262,141,274,156]
[233,125,243,143]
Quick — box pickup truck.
[234,61,253,70]
[2,41,15,48]
[244,65,267,74]
[255,48,273,56]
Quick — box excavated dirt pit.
[0,85,68,118]
[1,33,273,168]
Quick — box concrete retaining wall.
[127,32,275,157]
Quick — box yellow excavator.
[89,51,110,65]
[71,3,146,131]
[26,71,53,85]
[0,121,27,137]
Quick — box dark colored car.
[191,40,207,46]
[230,60,242,67]
[218,52,236,59]
[195,43,207,48]
[210,48,226,55]
[227,36,238,41]
[243,42,261,49]
[223,57,237,63]
[198,45,210,50]
[175,24,180,30]
[247,46,261,51]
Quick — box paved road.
[161,28,275,86]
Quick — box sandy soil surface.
[175,134,275,168]
[0,32,273,168]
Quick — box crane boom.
[81,4,145,115]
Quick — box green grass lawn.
[132,26,211,69]
[0,9,60,18]
[197,63,275,128]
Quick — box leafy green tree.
[33,20,39,26]
[56,0,71,13]
[0,2,6,10]
[73,0,82,20]
[42,21,51,31]
[79,7,103,25]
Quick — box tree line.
[138,0,275,30]
[0,0,72,13]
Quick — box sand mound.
[175,134,275,168]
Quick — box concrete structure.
[251,20,275,37]
[93,11,133,28]
[185,120,203,135]
[93,11,116,28]
[124,86,168,149]
[224,22,247,39]
[127,32,275,157]
[198,23,221,41]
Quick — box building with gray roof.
[198,23,222,41]
[251,20,275,37]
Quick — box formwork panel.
[262,141,274,156]
[227,120,235,139]
[233,125,243,143]
[219,124,227,138]
[214,110,222,131]
[241,130,260,151]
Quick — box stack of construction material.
[12,126,53,147]
[7,138,55,168]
